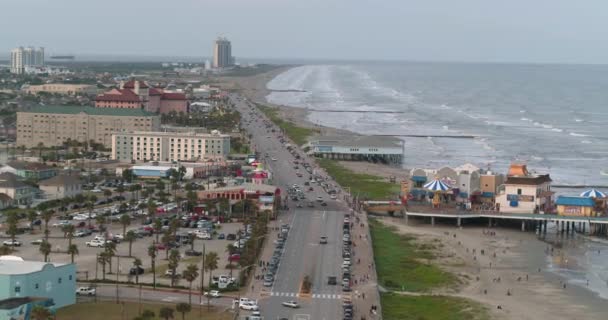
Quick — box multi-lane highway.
[233,94,353,319]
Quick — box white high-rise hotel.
[213,37,234,69]
[10,46,45,74]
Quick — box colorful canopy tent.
[423,179,451,192]
[424,179,451,207]
[580,189,606,198]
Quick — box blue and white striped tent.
[580,189,606,198]
[423,179,451,192]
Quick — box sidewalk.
[349,210,382,319]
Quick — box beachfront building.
[310,135,404,164]
[111,130,231,162]
[555,196,599,217]
[213,37,234,69]
[16,105,161,148]
[495,164,553,214]
[95,80,188,114]
[479,171,505,205]
[0,256,76,317]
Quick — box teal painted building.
[0,256,76,317]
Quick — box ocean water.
[266,62,608,299]
[266,62,608,187]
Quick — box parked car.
[30,239,43,245]
[76,287,96,296]
[86,240,105,247]
[185,249,202,256]
[129,266,144,275]
[3,240,21,247]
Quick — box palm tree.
[153,218,163,242]
[161,232,174,260]
[147,245,157,289]
[132,257,142,284]
[27,210,38,233]
[62,224,75,247]
[36,142,45,159]
[159,306,174,320]
[39,240,51,262]
[175,303,191,320]
[104,241,116,273]
[125,230,137,256]
[67,244,79,263]
[182,264,199,304]
[188,233,196,251]
[96,216,107,235]
[41,210,54,241]
[120,214,131,235]
[168,249,180,287]
[86,199,95,227]
[204,251,219,310]
[98,251,110,280]
[31,305,52,320]
[129,184,141,201]
[6,213,19,247]
[103,188,112,200]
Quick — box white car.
[3,240,21,247]
[239,301,259,311]
[271,158,277,161]
[330,194,337,200]
[76,287,96,296]
[52,221,71,227]
[196,232,212,240]
[86,240,105,247]
[30,239,43,245]
[204,290,220,298]
[72,214,88,221]
[281,300,300,308]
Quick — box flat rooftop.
[19,105,157,117]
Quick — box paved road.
[233,94,352,319]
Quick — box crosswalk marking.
[270,292,341,300]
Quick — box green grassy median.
[57,301,232,320]
[317,159,400,200]
[381,293,490,320]
[257,104,316,146]
[369,218,457,292]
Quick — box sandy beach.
[378,217,606,320]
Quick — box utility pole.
[116,256,120,304]
[199,243,206,317]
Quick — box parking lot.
[3,205,247,288]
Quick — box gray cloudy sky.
[1,0,606,64]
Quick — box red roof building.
[94,80,188,114]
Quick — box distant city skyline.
[2,0,608,64]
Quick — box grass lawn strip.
[369,218,457,292]
[381,293,490,320]
[257,104,316,146]
[317,158,400,200]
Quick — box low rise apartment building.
[23,84,98,96]
[16,106,160,148]
[111,130,230,162]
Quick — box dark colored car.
[218,233,225,240]
[226,234,237,240]
[185,249,202,256]
[129,266,144,275]
[328,276,337,285]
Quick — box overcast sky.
[1,0,607,64]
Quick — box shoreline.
[378,217,607,320]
